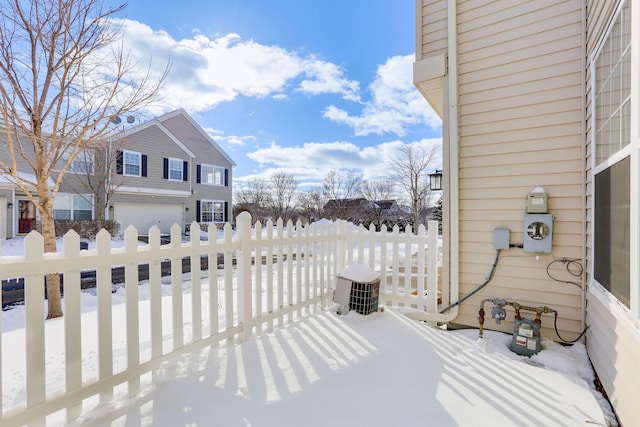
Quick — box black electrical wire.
[546,258,584,289]
[439,249,501,314]
[553,311,589,343]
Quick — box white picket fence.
[0,212,441,426]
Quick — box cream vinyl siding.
[416,0,447,60]
[583,1,640,426]
[414,0,448,117]
[452,0,585,339]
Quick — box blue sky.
[113,1,442,187]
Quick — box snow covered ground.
[1,236,618,426]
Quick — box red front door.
[18,200,37,234]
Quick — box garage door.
[0,198,6,239]
[114,203,183,235]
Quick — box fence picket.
[148,226,163,360]
[62,231,82,420]
[254,220,263,336]
[170,224,184,349]
[266,220,274,332]
[0,214,441,426]
[276,219,284,327]
[24,231,45,409]
[190,221,203,343]
[96,229,113,401]
[207,223,219,340]
[124,226,140,394]
[223,223,234,341]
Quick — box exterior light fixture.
[7,202,13,209]
[109,205,114,211]
[429,169,443,191]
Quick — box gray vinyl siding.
[117,124,192,193]
[452,0,586,340]
[157,112,234,224]
[584,1,640,426]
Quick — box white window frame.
[65,151,95,175]
[200,199,225,223]
[589,0,639,322]
[53,194,94,220]
[201,164,225,186]
[168,158,183,181]
[123,150,142,177]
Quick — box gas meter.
[510,318,542,357]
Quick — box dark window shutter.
[141,155,148,177]
[196,165,201,183]
[116,151,123,175]
[183,161,188,181]
[196,200,201,222]
[224,169,229,186]
[163,158,168,179]
[224,201,229,222]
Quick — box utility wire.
[439,249,501,314]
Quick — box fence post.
[426,220,439,313]
[236,211,253,341]
[335,219,347,276]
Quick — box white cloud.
[114,19,360,114]
[242,138,442,184]
[203,128,255,147]
[323,55,442,136]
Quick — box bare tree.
[61,136,128,226]
[234,177,270,224]
[0,0,166,318]
[361,179,395,226]
[322,169,363,220]
[297,187,325,224]
[268,171,298,222]
[388,142,439,230]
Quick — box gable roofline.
[117,112,195,158]
[157,108,237,167]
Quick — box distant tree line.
[233,142,443,233]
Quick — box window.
[592,0,632,308]
[116,150,147,177]
[163,158,188,181]
[53,194,93,220]
[66,151,94,174]
[198,200,226,223]
[124,150,142,176]
[197,164,227,186]
[169,158,183,181]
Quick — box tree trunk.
[40,210,63,319]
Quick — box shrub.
[54,220,120,239]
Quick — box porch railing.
[0,212,440,426]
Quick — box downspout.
[579,0,588,338]
[411,0,459,324]
[444,0,460,323]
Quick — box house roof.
[156,109,236,167]
[0,171,55,189]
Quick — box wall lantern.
[429,169,443,191]
[7,202,13,209]
[109,205,114,211]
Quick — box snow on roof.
[0,171,55,188]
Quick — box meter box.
[523,214,553,253]
[527,191,549,213]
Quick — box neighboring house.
[414,1,638,425]
[0,109,235,237]
[105,109,235,234]
[322,198,370,220]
